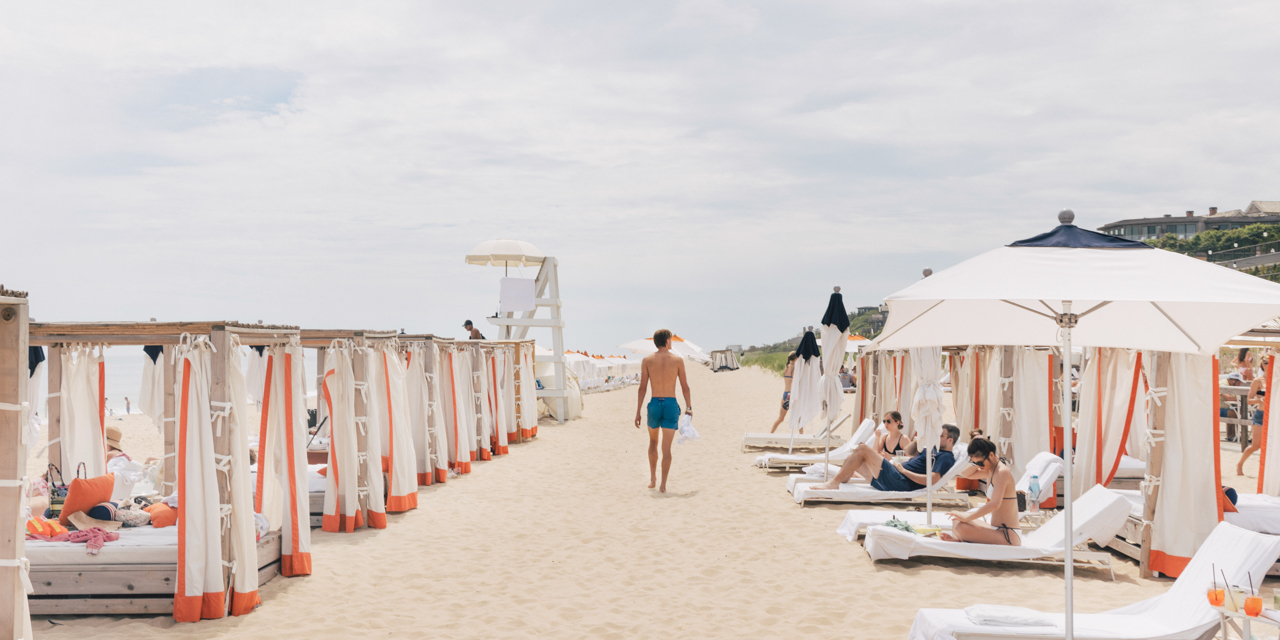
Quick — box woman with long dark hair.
[940,437,1021,546]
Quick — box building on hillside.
[1098,202,1280,241]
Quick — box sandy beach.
[28,363,1260,639]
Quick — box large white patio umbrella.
[875,210,1280,639]
[819,288,850,476]
[787,328,823,453]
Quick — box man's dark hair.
[464,320,473,327]
[654,329,672,348]
[942,424,960,442]
[886,411,902,424]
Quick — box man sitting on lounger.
[806,424,959,492]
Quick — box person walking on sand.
[635,329,692,493]
[769,353,799,433]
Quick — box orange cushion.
[26,517,51,536]
[318,466,327,477]
[59,473,115,526]
[144,503,177,528]
[1222,487,1239,513]
[955,477,982,491]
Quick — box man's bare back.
[644,350,685,398]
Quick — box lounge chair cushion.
[144,503,177,528]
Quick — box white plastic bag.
[676,414,700,444]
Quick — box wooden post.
[161,352,176,495]
[870,354,880,423]
[352,337,369,523]
[999,346,1015,462]
[46,346,62,475]
[315,347,327,435]
[0,295,29,639]
[1140,351,1168,578]
[208,328,232,607]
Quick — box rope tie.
[354,417,367,435]
[45,392,60,398]
[0,557,33,594]
[162,452,176,459]
[218,503,233,532]
[353,381,370,403]
[1146,386,1167,407]
[210,401,233,437]
[1145,429,1166,452]
[998,376,1014,390]
[36,437,62,457]
[0,476,27,488]
[222,559,237,576]
[1141,474,1162,497]
[999,407,1014,422]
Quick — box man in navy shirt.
[807,424,959,492]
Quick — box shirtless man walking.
[635,329,692,493]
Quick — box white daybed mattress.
[27,525,178,566]
[1115,488,1280,536]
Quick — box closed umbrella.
[874,209,1280,640]
[819,288,851,478]
[787,329,823,454]
[910,346,945,524]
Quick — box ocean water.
[28,345,318,420]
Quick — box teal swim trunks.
[647,397,681,430]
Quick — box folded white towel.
[964,604,1056,627]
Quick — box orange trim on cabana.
[282,353,309,576]
[1260,355,1276,494]
[434,468,448,483]
[321,369,351,532]
[1094,350,1104,485]
[1102,352,1143,487]
[174,358,196,622]
[386,493,417,512]
[322,509,363,533]
[1149,550,1191,578]
[491,355,509,455]
[230,590,260,617]
[972,350,982,433]
[1212,356,1225,524]
[447,351,464,471]
[254,355,273,514]
[479,449,491,461]
[417,471,433,486]
[1048,352,1057,456]
[367,510,387,529]
[98,357,106,457]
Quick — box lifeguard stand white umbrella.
[465,239,567,422]
[874,209,1280,639]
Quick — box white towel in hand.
[676,414,699,444]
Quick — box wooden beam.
[0,298,28,639]
[315,347,327,436]
[47,346,62,478]
[999,346,1015,463]
[208,327,232,612]
[1140,351,1169,578]
[162,351,176,495]
[352,337,369,523]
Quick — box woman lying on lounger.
[939,437,1020,546]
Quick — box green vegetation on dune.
[741,351,790,374]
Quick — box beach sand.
[27,364,1264,639]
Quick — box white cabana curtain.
[27,354,45,445]
[1150,352,1221,578]
[517,342,538,439]
[454,348,480,468]
[897,353,916,437]
[787,348,823,434]
[472,346,495,460]
[245,347,269,406]
[371,342,417,513]
[424,342,450,483]
[253,350,282,531]
[875,352,896,424]
[1259,354,1280,495]
[357,344,389,528]
[59,345,105,479]
[498,345,518,448]
[139,348,164,429]
[405,343,434,486]
[1073,348,1147,497]
[268,342,313,575]
[172,336,222,622]
[225,341,261,616]
[910,347,945,447]
[820,323,849,426]
[486,346,511,455]
[439,344,469,473]
[321,341,362,531]
[953,347,978,436]
[1010,347,1054,481]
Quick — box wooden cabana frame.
[478,339,538,445]
[0,287,31,638]
[26,320,298,616]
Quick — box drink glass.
[1208,587,1225,607]
[1246,595,1263,617]
[1273,587,1280,610]
[1227,588,1247,612]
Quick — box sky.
[4,1,1280,359]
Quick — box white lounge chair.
[741,414,852,452]
[909,521,1280,640]
[788,443,972,507]
[862,485,1130,579]
[754,419,877,470]
[836,453,1066,541]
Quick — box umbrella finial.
[922,268,933,277]
[833,286,840,293]
[1058,209,1075,225]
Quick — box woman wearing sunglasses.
[874,412,909,460]
[939,437,1021,546]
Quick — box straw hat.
[105,425,123,451]
[68,510,122,532]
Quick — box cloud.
[2,1,1280,354]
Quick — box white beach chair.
[908,521,1280,640]
[861,485,1130,579]
[788,442,972,507]
[835,453,1065,541]
[753,419,877,469]
[741,414,852,452]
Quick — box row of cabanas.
[0,311,540,631]
[773,211,1280,639]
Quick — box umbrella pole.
[824,413,832,482]
[1058,300,1076,640]
[926,447,933,526]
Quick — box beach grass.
[742,351,788,374]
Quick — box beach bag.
[46,464,68,520]
[676,414,700,445]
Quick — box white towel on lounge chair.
[789,443,970,504]
[753,419,876,467]
[908,521,1280,640]
[863,485,1130,562]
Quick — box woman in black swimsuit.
[874,412,908,460]
[1240,358,1269,475]
[769,353,800,433]
[941,437,1021,546]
